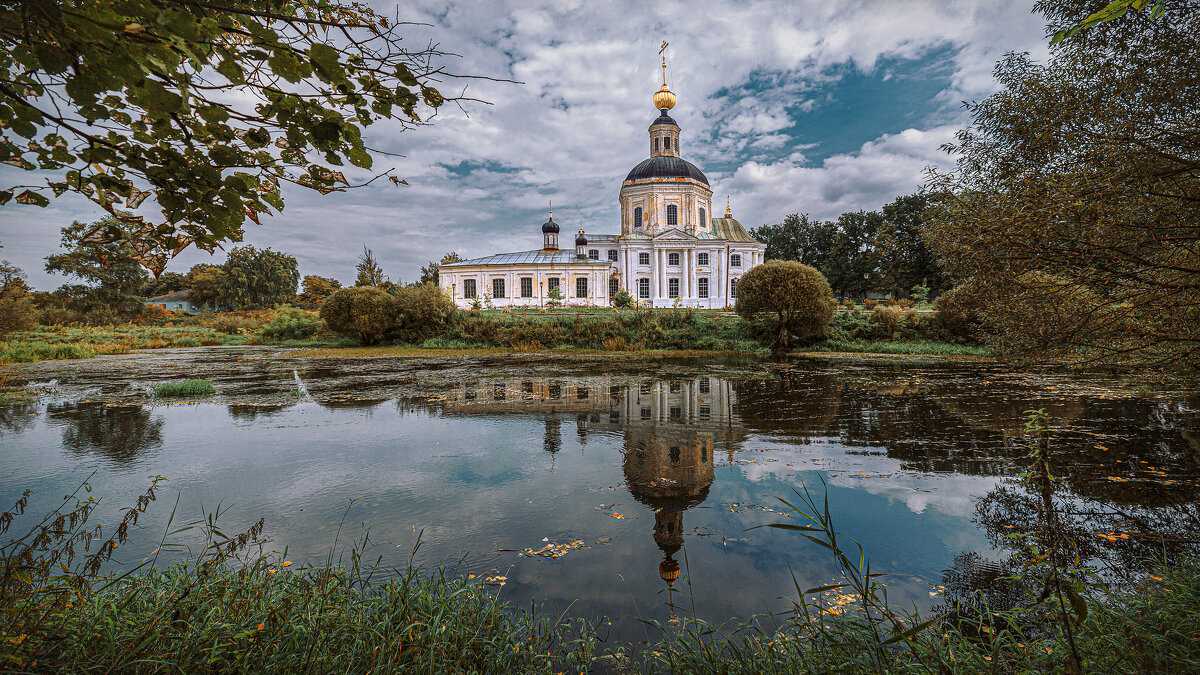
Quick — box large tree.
[735,260,834,350]
[1,0,463,272]
[825,211,882,298]
[926,0,1200,373]
[750,214,838,272]
[44,215,151,318]
[354,246,387,287]
[417,251,462,286]
[216,245,298,309]
[876,193,949,296]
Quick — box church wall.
[440,263,612,309]
[620,181,712,236]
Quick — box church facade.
[439,64,765,309]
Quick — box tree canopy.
[44,215,152,318]
[216,245,298,309]
[926,0,1200,373]
[1,0,464,273]
[734,259,834,350]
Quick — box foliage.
[390,283,456,341]
[735,260,834,349]
[0,0,455,270]
[934,280,984,341]
[44,216,152,319]
[259,306,324,341]
[142,271,187,298]
[417,251,463,286]
[613,288,633,308]
[215,245,299,310]
[319,286,395,345]
[750,213,839,271]
[354,246,387,287]
[296,275,342,307]
[1051,0,1167,42]
[544,285,562,309]
[151,379,216,397]
[875,193,949,295]
[0,260,36,335]
[0,324,238,363]
[926,1,1200,374]
[182,263,224,309]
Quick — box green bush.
[935,280,985,341]
[37,306,84,326]
[199,313,267,335]
[0,293,37,335]
[83,307,121,326]
[260,306,324,341]
[319,287,396,345]
[390,283,456,342]
[613,288,633,308]
[871,305,902,339]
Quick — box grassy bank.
[0,306,984,365]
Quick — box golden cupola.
[652,50,676,110]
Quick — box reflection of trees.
[0,402,38,436]
[734,372,841,441]
[48,403,163,464]
[543,419,561,455]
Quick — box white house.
[439,62,765,309]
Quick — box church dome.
[651,111,678,127]
[541,217,559,234]
[624,156,709,185]
[575,230,587,246]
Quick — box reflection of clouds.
[734,437,1002,517]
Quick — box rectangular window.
[638,252,650,265]
[576,277,588,298]
[698,277,709,298]
[730,278,738,297]
[463,279,477,299]
[638,278,650,299]
[699,377,710,393]
[609,277,619,298]
[588,249,599,260]
[639,383,652,395]
[520,277,533,298]
[668,252,680,266]
[668,278,679,298]
[608,249,618,262]
[669,406,682,419]
[640,406,652,420]
[697,252,709,266]
[669,381,680,393]
[492,278,506,298]
[548,277,559,292]
[731,253,742,267]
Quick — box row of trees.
[749,193,947,299]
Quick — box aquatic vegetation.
[151,379,216,397]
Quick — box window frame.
[633,207,642,229]
[462,278,477,299]
[699,207,705,225]
[731,253,742,267]
[607,249,618,262]
[588,249,599,260]
[668,252,680,266]
[608,277,619,298]
[637,278,650,299]
[698,277,709,298]
[575,277,588,298]
[492,278,506,299]
[697,252,709,266]
[666,204,678,226]
[520,277,533,298]
[668,278,679,298]
[547,277,560,292]
[730,278,738,298]
[638,252,650,266]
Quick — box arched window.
[666,204,677,225]
[633,207,642,228]
[699,208,705,225]
[674,137,678,152]
[653,137,659,152]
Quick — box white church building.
[439,62,765,309]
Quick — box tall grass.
[151,379,216,397]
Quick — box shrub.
[260,306,324,341]
[613,288,633,308]
[319,287,396,345]
[37,306,84,326]
[83,307,121,326]
[863,298,879,310]
[735,260,834,350]
[0,293,37,335]
[871,305,903,339]
[935,279,985,341]
[391,283,456,342]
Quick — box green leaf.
[14,189,49,207]
[1063,583,1088,622]
[309,43,345,82]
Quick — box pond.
[2,348,1197,645]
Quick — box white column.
[657,248,665,300]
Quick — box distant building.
[145,289,200,314]
[439,59,765,309]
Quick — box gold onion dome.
[653,84,676,111]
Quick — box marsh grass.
[805,338,989,356]
[151,379,216,397]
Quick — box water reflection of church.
[439,375,745,596]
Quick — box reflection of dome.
[623,156,709,185]
[659,555,681,586]
[653,508,684,555]
[622,434,715,510]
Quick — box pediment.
[651,228,699,241]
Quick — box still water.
[2,348,1197,642]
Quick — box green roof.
[699,217,757,243]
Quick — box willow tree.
[926,0,1200,375]
[1,1,464,273]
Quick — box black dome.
[651,110,678,127]
[624,156,709,185]
[541,218,559,234]
[575,231,587,246]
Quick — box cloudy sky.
[0,0,1051,290]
